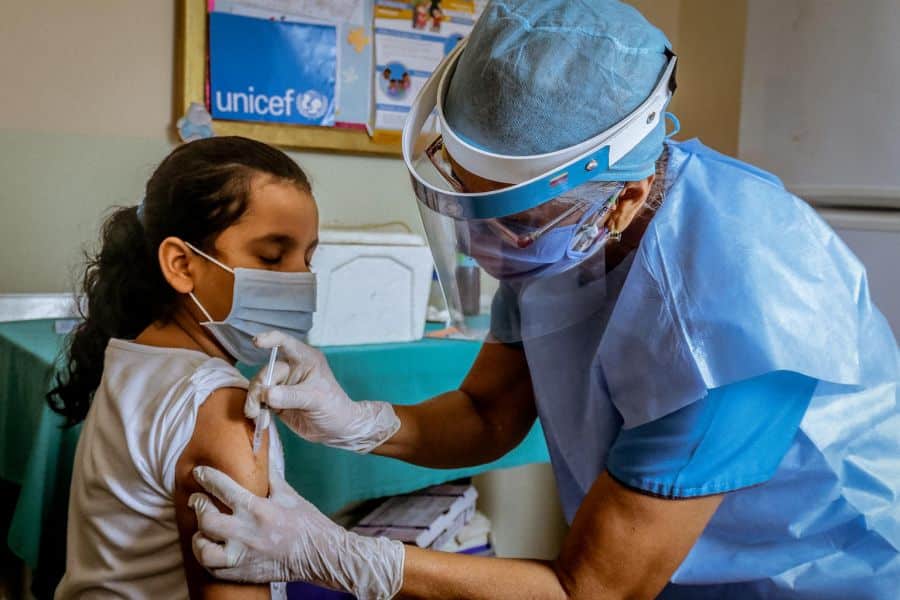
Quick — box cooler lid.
[318,228,426,247]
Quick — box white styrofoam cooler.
[307,229,434,346]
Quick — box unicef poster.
[209,12,337,127]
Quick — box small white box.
[307,229,434,346]
[352,483,479,548]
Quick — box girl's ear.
[158,237,197,294]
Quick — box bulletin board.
[176,0,400,156]
[176,0,481,157]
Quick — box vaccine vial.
[455,254,481,316]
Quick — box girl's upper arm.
[174,386,272,600]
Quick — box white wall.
[740,0,900,339]
[0,1,419,293]
[740,0,900,204]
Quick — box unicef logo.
[297,90,328,120]
[212,87,331,123]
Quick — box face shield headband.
[401,38,677,222]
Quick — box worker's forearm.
[373,391,527,468]
[399,547,569,600]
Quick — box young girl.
[48,136,320,599]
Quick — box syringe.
[252,345,279,455]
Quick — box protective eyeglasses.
[427,135,622,249]
[425,135,465,192]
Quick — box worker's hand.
[245,330,401,453]
[190,467,404,599]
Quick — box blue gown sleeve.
[606,371,817,498]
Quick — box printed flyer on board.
[372,1,476,137]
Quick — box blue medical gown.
[606,371,818,499]
[491,140,900,598]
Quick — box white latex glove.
[189,466,405,599]
[244,330,401,453]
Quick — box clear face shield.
[403,41,676,343]
[416,141,624,343]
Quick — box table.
[1,319,548,598]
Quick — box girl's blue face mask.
[186,242,316,365]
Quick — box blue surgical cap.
[444,0,671,181]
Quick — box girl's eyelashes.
[259,255,282,266]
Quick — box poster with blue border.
[373,1,475,133]
[209,12,337,127]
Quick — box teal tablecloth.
[1,319,548,594]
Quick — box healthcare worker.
[188,1,900,598]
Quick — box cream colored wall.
[671,0,748,155]
[0,1,419,293]
[632,0,748,156]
